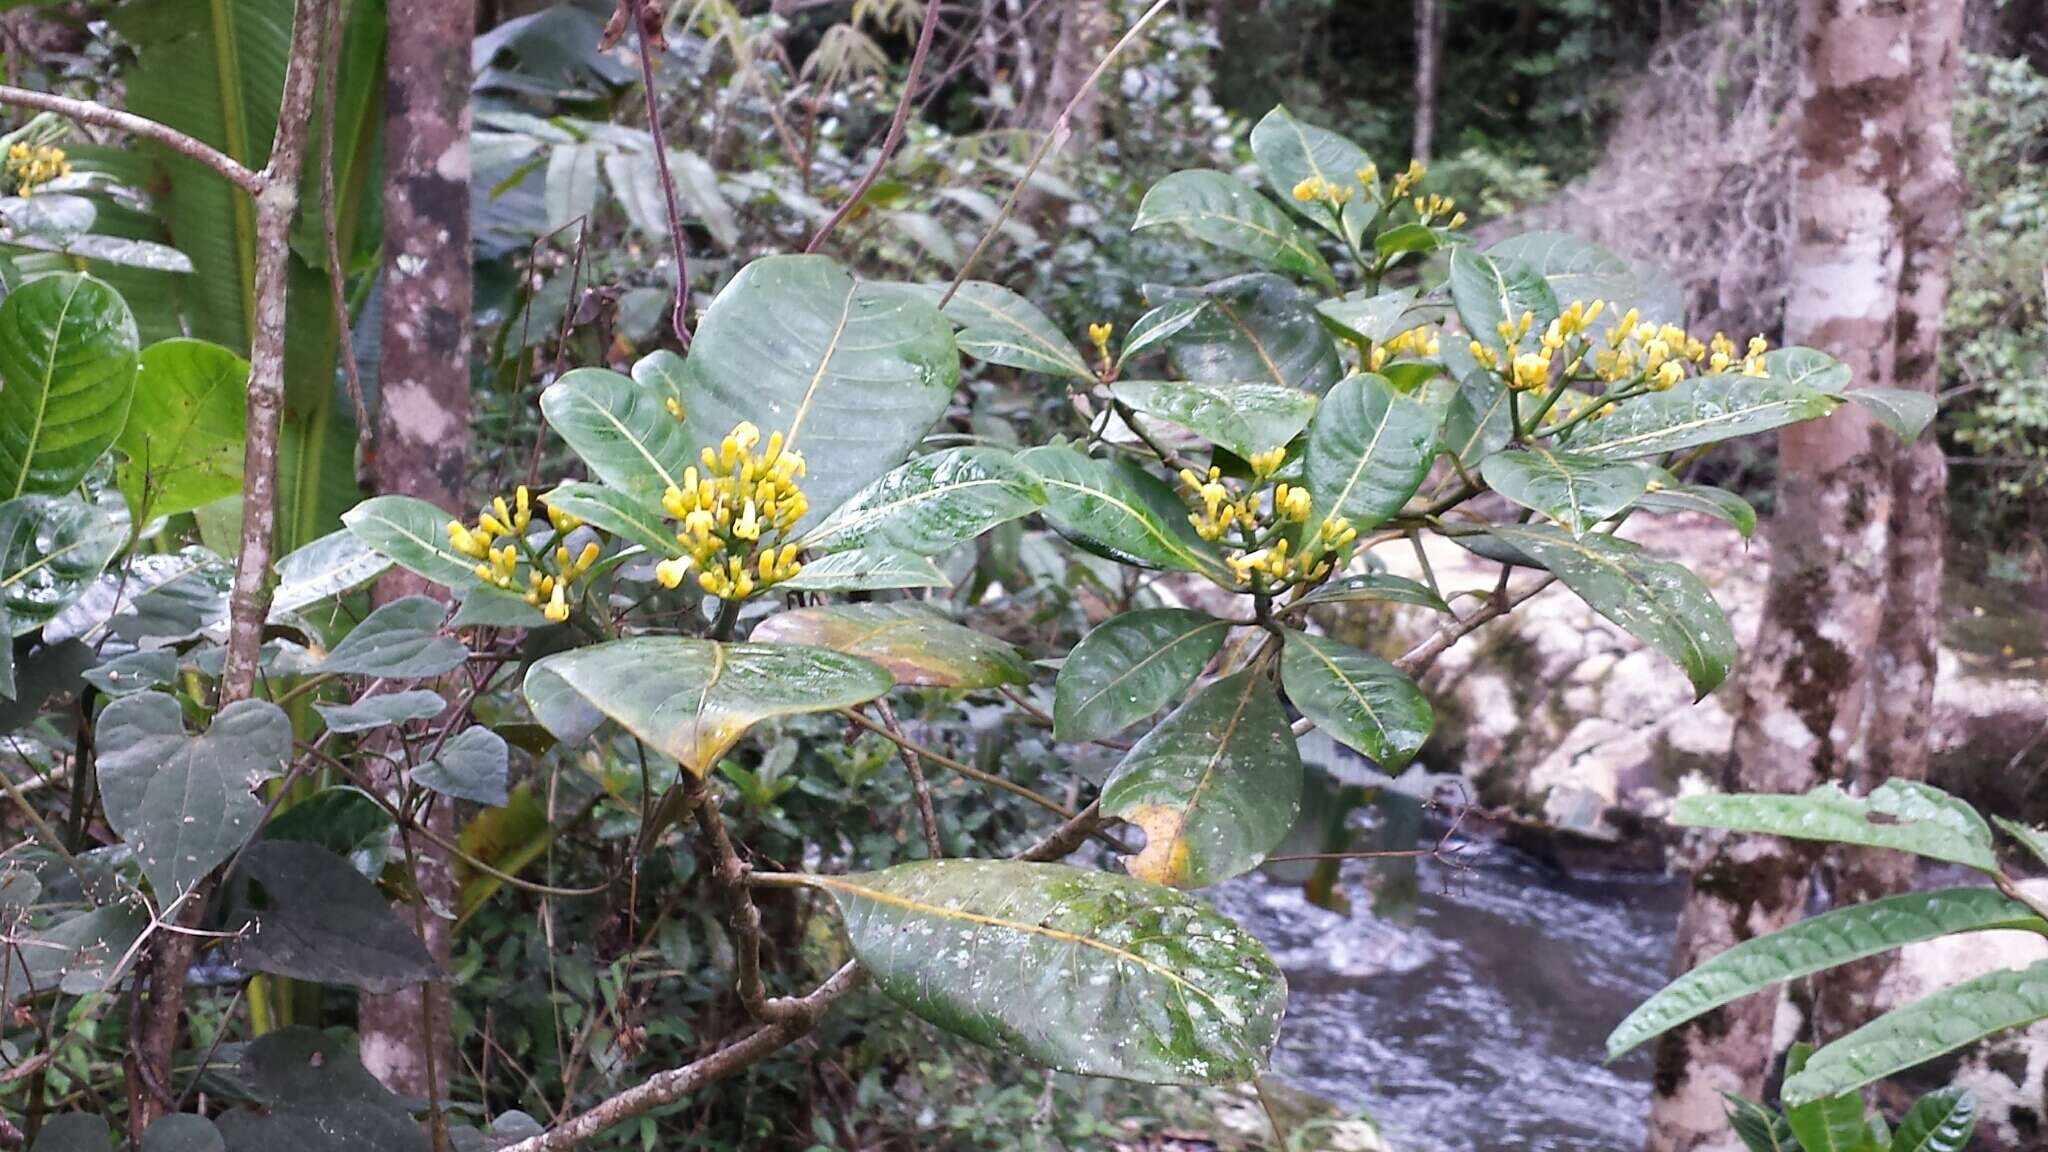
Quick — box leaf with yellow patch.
[752,602,1028,689]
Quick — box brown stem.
[315,0,370,477]
[0,84,260,191]
[681,772,805,1025]
[631,3,691,348]
[874,698,942,857]
[804,0,941,254]
[837,707,1072,818]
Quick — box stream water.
[1212,789,1685,1152]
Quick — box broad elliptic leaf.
[343,495,488,592]
[1566,374,1841,461]
[753,602,1026,689]
[223,840,436,994]
[682,254,959,525]
[6,901,149,998]
[1673,779,1999,875]
[523,637,891,777]
[776,548,950,592]
[1017,445,1229,582]
[1844,388,1937,442]
[262,787,393,859]
[27,1115,113,1152]
[316,595,465,679]
[1449,248,1559,361]
[1995,816,2048,871]
[1149,274,1342,394]
[1785,1088,1871,1152]
[224,1027,428,1152]
[1302,373,1441,538]
[1248,105,1375,246]
[803,447,1044,556]
[115,338,248,520]
[314,690,447,734]
[1723,1095,1797,1152]
[1637,472,1757,538]
[140,1115,225,1152]
[1486,524,1735,698]
[414,726,510,806]
[1134,169,1336,290]
[1891,1087,1976,1152]
[0,495,126,635]
[1053,609,1231,743]
[1761,346,1854,393]
[1480,447,1649,535]
[1116,299,1208,371]
[269,529,391,618]
[542,480,683,558]
[1101,671,1301,888]
[0,273,141,498]
[1110,380,1316,461]
[916,280,1092,381]
[539,366,695,509]
[1280,632,1433,769]
[1291,573,1450,614]
[83,649,180,697]
[812,859,1287,1084]
[1486,233,1639,319]
[1606,888,2044,1059]
[1781,960,2048,1106]
[1315,287,1422,346]
[96,693,291,902]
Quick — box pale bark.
[1412,0,1440,162]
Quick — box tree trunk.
[359,0,474,1106]
[1644,3,1916,1148]
[1411,0,1440,162]
[1015,0,1108,223]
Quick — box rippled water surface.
[1213,841,1684,1152]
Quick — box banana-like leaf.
[1134,169,1336,290]
[0,273,140,498]
[1672,779,1999,875]
[115,337,247,520]
[1018,445,1230,582]
[0,495,127,637]
[912,280,1091,381]
[1148,274,1342,394]
[1054,608,1231,743]
[802,447,1044,556]
[1280,631,1433,768]
[1110,380,1316,461]
[1480,447,1649,535]
[1302,373,1441,537]
[1247,105,1375,247]
[810,859,1287,1084]
[752,602,1027,689]
[1449,248,1559,360]
[1891,1088,1976,1152]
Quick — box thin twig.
[0,84,260,191]
[315,0,371,477]
[632,3,692,348]
[838,707,1073,818]
[874,699,942,857]
[805,0,941,254]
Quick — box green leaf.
[1762,347,1854,392]
[1248,105,1375,246]
[1566,374,1841,460]
[1672,779,1999,875]
[1280,632,1433,768]
[523,637,891,777]
[1480,447,1649,535]
[83,650,180,697]
[682,254,959,525]
[802,447,1044,556]
[1995,816,2048,871]
[342,495,486,592]
[96,692,290,901]
[313,690,446,734]
[1485,233,1644,321]
[1786,1090,1872,1152]
[1148,274,1342,394]
[1053,609,1231,743]
[1315,287,1422,346]
[415,726,509,806]
[0,272,141,497]
[269,529,390,618]
[225,1027,428,1152]
[1485,524,1735,698]
[776,548,950,592]
[1291,573,1450,613]
[539,366,694,510]
[1449,248,1559,361]
[0,495,126,636]
[1637,473,1757,538]
[1845,389,1937,442]
[1373,223,1441,258]
[6,901,148,998]
[1134,169,1336,290]
[115,338,247,520]
[1101,671,1301,888]
[1110,380,1316,461]
[1606,888,2044,1059]
[263,786,392,859]
[1116,300,1208,371]
[1891,1088,1976,1152]
[1723,1095,1797,1152]
[316,596,465,680]
[753,602,1027,690]
[541,480,683,558]
[812,859,1287,1083]
[1018,445,1229,582]
[1302,373,1441,537]
[1442,368,1514,469]
[222,840,435,993]
[26,1115,112,1152]
[917,280,1091,381]
[141,1115,224,1152]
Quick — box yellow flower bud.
[656,556,691,589]
[1292,177,1319,202]
[665,396,685,420]
[1654,360,1684,391]
[1512,352,1550,392]
[543,583,570,623]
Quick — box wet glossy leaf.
[777,548,950,592]
[1844,388,1937,442]
[1102,671,1301,888]
[1441,367,1514,469]
[141,1115,224,1152]
[1248,105,1375,246]
[1785,1089,1871,1152]
[541,480,683,558]
[1892,1087,1976,1152]
[1995,817,2048,870]
[1607,888,2043,1059]
[223,841,435,993]
[1480,447,1649,535]
[524,637,891,777]
[1054,609,1231,743]
[1636,473,1757,538]
[96,693,290,902]
[539,366,694,510]
[1149,274,1342,394]
[83,649,179,697]
[1116,299,1208,371]
[813,859,1287,1083]
[1782,964,2048,1102]
[222,1027,427,1152]
[1485,233,1641,322]
[916,280,1091,380]
[1761,346,1853,392]
[1566,374,1841,460]
[683,254,959,525]
[343,495,488,592]
[1302,373,1441,537]
[1280,632,1433,768]
[0,273,140,497]
[803,447,1044,556]
[115,338,247,520]
[317,596,465,679]
[1291,573,1449,613]
[270,529,391,617]
[1134,169,1335,290]
[1673,779,1999,874]
[1018,445,1229,582]
[313,690,447,734]
[1110,380,1316,461]
[1723,1095,1796,1152]
[6,901,148,998]
[0,495,125,635]
[415,726,509,806]
[1315,287,1422,346]
[754,602,1026,689]
[1486,524,1734,698]
[1449,248,1559,361]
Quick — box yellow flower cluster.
[1590,309,1770,389]
[1369,324,1440,373]
[5,143,67,196]
[1411,193,1465,230]
[1388,159,1426,200]
[1470,299,1609,393]
[1291,175,1355,207]
[652,421,807,601]
[446,487,595,623]
[1178,455,1344,590]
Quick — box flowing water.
[1212,787,1685,1152]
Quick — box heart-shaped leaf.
[1148,274,1342,394]
[316,596,465,679]
[540,366,695,509]
[753,602,1027,689]
[803,447,1044,556]
[915,280,1092,380]
[1302,373,1441,538]
[1247,105,1376,246]
[223,840,436,993]
[82,650,179,697]
[1135,169,1336,290]
[223,1028,428,1152]
[523,637,891,776]
[1280,631,1433,768]
[809,859,1287,1084]
[776,548,950,592]
[1110,380,1316,461]
[414,726,510,806]
[115,338,248,520]
[0,273,141,498]
[1053,608,1231,743]
[5,901,149,998]
[1449,248,1559,361]
[139,1115,223,1152]
[1101,671,1301,888]
[1018,445,1229,582]
[1,495,126,636]
[1480,447,1650,535]
[96,692,291,902]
